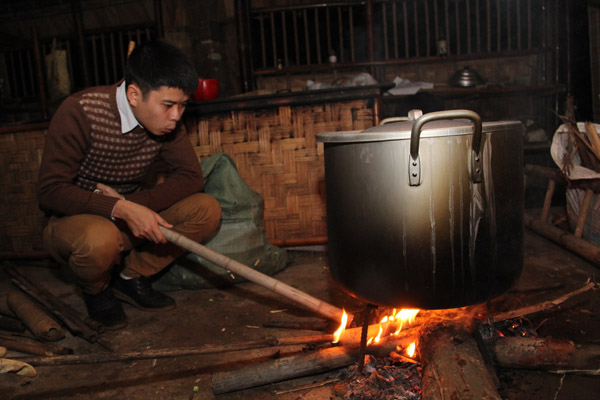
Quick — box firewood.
[491,337,600,371]
[14,333,336,367]
[211,330,415,395]
[492,280,596,322]
[418,323,502,400]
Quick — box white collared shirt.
[116,81,140,134]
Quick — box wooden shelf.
[383,84,566,100]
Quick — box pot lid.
[316,109,522,143]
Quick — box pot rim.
[316,119,523,143]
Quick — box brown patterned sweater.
[37,83,204,219]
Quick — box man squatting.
[37,39,222,329]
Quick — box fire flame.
[332,309,348,344]
[333,308,420,348]
[367,308,419,345]
[406,341,416,357]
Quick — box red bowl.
[193,78,219,101]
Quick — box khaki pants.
[43,193,221,294]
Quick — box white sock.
[120,272,134,280]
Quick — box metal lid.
[316,110,522,143]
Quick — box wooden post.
[31,27,48,120]
[71,0,90,88]
[540,179,556,223]
[574,188,594,237]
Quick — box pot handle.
[409,109,482,186]
[380,109,424,125]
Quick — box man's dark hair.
[125,39,198,96]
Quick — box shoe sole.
[103,320,129,331]
[113,289,176,312]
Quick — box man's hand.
[95,183,173,243]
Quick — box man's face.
[127,84,189,136]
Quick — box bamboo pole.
[159,227,345,322]
[15,334,333,367]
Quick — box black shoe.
[84,288,128,330]
[113,275,176,311]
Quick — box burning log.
[418,324,502,400]
[211,328,415,395]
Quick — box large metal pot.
[316,110,524,309]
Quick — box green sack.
[153,153,288,290]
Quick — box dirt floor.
[1,226,599,399]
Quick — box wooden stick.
[0,336,72,357]
[574,189,594,238]
[584,122,600,160]
[524,212,600,266]
[15,334,333,367]
[160,227,345,322]
[540,179,556,223]
[492,280,596,322]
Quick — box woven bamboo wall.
[0,98,374,254]
[187,99,375,244]
[0,127,48,253]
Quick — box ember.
[335,354,422,400]
[495,319,537,338]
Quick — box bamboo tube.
[159,227,345,322]
[6,291,64,342]
[4,266,99,342]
